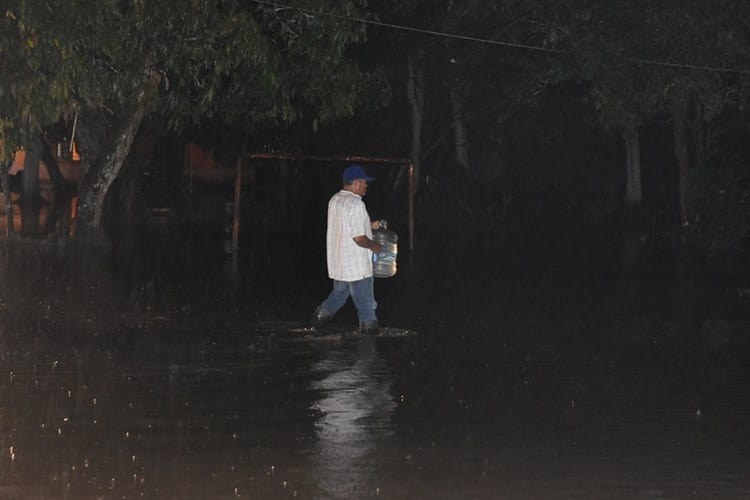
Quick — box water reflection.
[310,337,396,499]
[0,193,77,240]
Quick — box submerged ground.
[0,225,749,499]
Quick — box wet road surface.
[0,243,749,499]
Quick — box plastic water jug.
[372,224,398,278]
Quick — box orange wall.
[9,149,81,184]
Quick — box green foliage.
[566,1,750,130]
[682,108,750,263]
[0,0,368,162]
[683,162,750,262]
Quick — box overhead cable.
[247,0,750,76]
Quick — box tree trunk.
[688,101,705,176]
[106,114,167,229]
[40,141,70,204]
[621,124,644,272]
[623,124,642,208]
[406,52,425,191]
[20,135,45,236]
[450,87,469,172]
[77,90,150,232]
[673,99,689,227]
[22,134,43,203]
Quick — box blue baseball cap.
[343,164,375,182]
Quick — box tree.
[365,0,563,215]
[1,0,368,234]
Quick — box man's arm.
[353,235,382,254]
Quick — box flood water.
[0,223,749,499]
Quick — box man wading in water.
[309,165,383,335]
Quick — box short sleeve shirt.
[326,189,373,281]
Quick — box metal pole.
[408,161,415,252]
[246,151,416,251]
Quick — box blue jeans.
[318,277,377,323]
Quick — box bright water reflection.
[310,337,396,499]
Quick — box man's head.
[342,164,374,196]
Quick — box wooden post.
[232,155,242,261]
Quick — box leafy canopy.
[0,0,368,162]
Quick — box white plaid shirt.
[326,189,373,281]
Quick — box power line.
[248,0,750,76]
[250,0,566,55]
[630,58,750,76]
